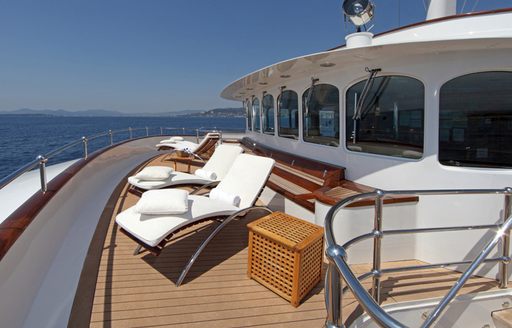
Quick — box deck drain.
[503,301,510,308]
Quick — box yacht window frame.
[301,83,340,147]
[252,96,261,133]
[344,74,426,159]
[277,89,300,140]
[245,99,253,131]
[438,70,512,169]
[262,93,275,135]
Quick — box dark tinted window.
[302,84,339,146]
[278,90,299,139]
[439,72,512,168]
[262,94,275,134]
[253,97,260,132]
[346,76,424,158]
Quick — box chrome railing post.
[182,127,185,135]
[325,245,346,328]
[160,127,163,135]
[82,137,88,159]
[371,190,384,304]
[128,127,132,139]
[37,155,47,193]
[500,187,512,288]
[145,126,149,137]
[109,130,113,145]
[196,129,200,143]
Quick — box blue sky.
[0,0,507,113]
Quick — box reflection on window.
[302,84,339,146]
[253,97,260,132]
[439,71,512,168]
[262,94,275,134]
[278,90,299,139]
[245,100,252,131]
[346,76,424,158]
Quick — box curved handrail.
[0,126,241,192]
[324,187,512,328]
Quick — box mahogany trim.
[241,137,418,210]
[0,137,149,261]
[328,7,512,51]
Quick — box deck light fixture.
[342,0,374,30]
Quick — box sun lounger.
[156,132,220,152]
[116,153,275,286]
[128,144,243,191]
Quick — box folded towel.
[209,188,241,207]
[135,189,188,215]
[134,166,174,181]
[194,168,217,181]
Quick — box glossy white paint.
[0,137,161,328]
[223,11,512,282]
[221,12,512,100]
[0,160,78,224]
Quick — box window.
[262,94,275,134]
[346,76,424,158]
[245,100,252,131]
[302,84,339,146]
[253,97,261,132]
[278,90,299,139]
[439,71,512,168]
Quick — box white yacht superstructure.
[0,1,511,327]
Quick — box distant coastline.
[0,107,244,118]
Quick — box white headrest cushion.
[134,166,174,181]
[209,188,241,207]
[194,169,217,181]
[135,189,188,215]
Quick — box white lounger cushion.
[128,171,213,190]
[159,136,184,143]
[116,195,239,247]
[128,145,243,190]
[118,153,274,247]
[194,168,217,181]
[214,154,275,209]
[201,145,243,180]
[134,166,174,181]
[135,189,188,215]
[156,132,220,150]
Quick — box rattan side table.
[247,212,324,307]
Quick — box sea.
[0,115,245,180]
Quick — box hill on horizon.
[0,107,242,117]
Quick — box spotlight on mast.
[342,0,375,31]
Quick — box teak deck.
[76,154,501,328]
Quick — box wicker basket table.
[247,212,324,307]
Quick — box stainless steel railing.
[0,126,244,193]
[324,188,512,328]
